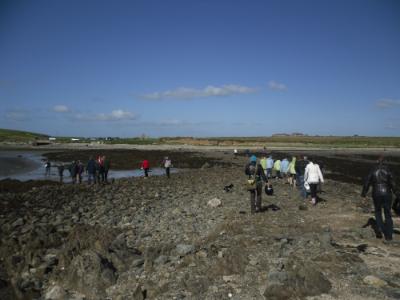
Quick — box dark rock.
[263,257,331,299]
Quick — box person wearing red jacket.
[141,159,150,177]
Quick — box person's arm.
[258,165,268,183]
[304,165,309,182]
[245,164,250,176]
[317,165,324,183]
[361,171,372,198]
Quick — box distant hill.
[0,128,49,142]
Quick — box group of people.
[245,152,399,243]
[140,156,173,178]
[45,155,111,184]
[245,154,324,213]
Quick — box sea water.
[0,151,177,182]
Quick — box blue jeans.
[298,175,307,199]
[88,173,96,184]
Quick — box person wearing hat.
[245,155,268,213]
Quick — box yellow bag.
[246,179,257,191]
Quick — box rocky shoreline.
[1,150,400,299]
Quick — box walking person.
[266,156,274,179]
[57,163,64,183]
[280,157,289,181]
[273,159,281,179]
[97,155,105,182]
[245,155,268,214]
[162,156,172,178]
[260,156,267,176]
[103,155,110,183]
[304,157,324,205]
[296,156,309,199]
[86,156,97,184]
[288,157,297,187]
[44,160,51,176]
[361,156,398,241]
[76,160,84,184]
[141,159,150,177]
[69,160,77,184]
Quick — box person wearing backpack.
[245,155,268,214]
[361,156,398,241]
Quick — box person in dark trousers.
[103,155,110,183]
[97,155,105,182]
[57,164,64,183]
[86,157,97,184]
[361,156,398,241]
[76,160,84,184]
[162,156,172,178]
[44,160,51,176]
[141,159,150,177]
[69,161,77,184]
[245,155,268,214]
[295,155,309,199]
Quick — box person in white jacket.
[304,158,324,205]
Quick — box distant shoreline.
[1,142,400,156]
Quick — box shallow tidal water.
[0,150,176,182]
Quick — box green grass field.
[0,128,48,142]
[1,128,399,148]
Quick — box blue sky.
[0,0,399,137]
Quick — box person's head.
[165,156,168,160]
[89,156,93,160]
[303,156,308,161]
[378,155,384,164]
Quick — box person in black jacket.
[361,156,398,241]
[245,155,268,214]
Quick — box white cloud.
[74,109,138,121]
[53,105,69,113]
[268,80,287,91]
[140,84,258,100]
[376,98,400,109]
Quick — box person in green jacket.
[260,156,267,176]
[288,156,297,187]
[273,159,281,179]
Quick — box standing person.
[44,160,51,176]
[69,161,77,184]
[86,156,97,184]
[361,156,398,241]
[162,156,172,178]
[141,159,150,177]
[97,155,105,182]
[288,157,297,187]
[304,157,324,205]
[103,155,110,183]
[273,159,281,179]
[260,156,267,176]
[296,156,309,199]
[57,163,65,183]
[76,160,84,184]
[280,158,289,181]
[245,155,268,214]
[233,149,238,158]
[266,156,274,179]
